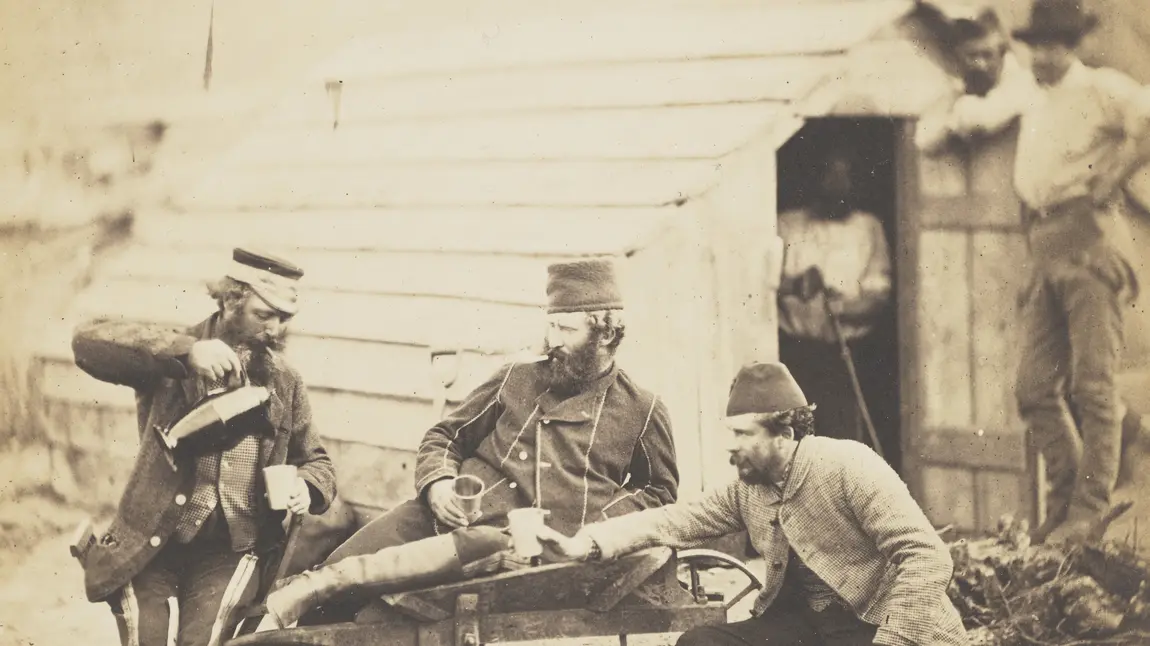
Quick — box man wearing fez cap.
[71,247,336,646]
[1011,0,1150,544]
[260,258,678,629]
[539,362,966,646]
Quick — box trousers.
[676,599,877,646]
[1016,238,1134,535]
[107,530,260,646]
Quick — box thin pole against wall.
[203,0,215,91]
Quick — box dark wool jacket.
[71,314,336,603]
[414,361,679,536]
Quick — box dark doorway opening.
[775,117,903,473]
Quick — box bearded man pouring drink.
[261,258,680,629]
[70,248,337,646]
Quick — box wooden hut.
[34,0,1058,534]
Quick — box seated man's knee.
[325,499,433,565]
[452,525,510,564]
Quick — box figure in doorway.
[777,147,895,460]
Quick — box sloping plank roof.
[313,1,912,79]
[183,0,915,211]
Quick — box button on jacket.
[71,314,336,603]
[584,437,966,646]
[414,361,678,536]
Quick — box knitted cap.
[546,259,624,314]
[724,363,809,427]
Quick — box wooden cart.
[227,546,762,646]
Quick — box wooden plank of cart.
[227,545,762,646]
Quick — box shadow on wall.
[1,119,171,231]
[0,118,173,507]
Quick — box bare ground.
[0,492,759,646]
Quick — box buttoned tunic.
[414,361,678,536]
[584,437,966,646]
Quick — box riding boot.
[259,526,509,630]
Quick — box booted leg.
[1015,272,1080,543]
[1048,262,1126,543]
[1118,405,1145,488]
[298,498,437,626]
[264,526,509,630]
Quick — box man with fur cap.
[269,258,679,628]
[538,363,967,646]
[71,248,337,646]
[1010,0,1150,544]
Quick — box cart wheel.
[676,549,764,610]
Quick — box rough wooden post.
[693,119,799,492]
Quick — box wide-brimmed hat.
[1012,0,1098,44]
[723,362,810,430]
[225,247,305,315]
[545,259,624,314]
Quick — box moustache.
[253,333,287,351]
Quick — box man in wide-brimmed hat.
[1010,0,1150,545]
[538,362,967,646]
[71,248,336,646]
[266,258,679,629]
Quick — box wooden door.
[899,121,1037,535]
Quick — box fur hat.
[723,363,810,430]
[225,247,305,315]
[546,259,624,314]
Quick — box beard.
[963,71,997,97]
[233,341,280,387]
[218,315,288,387]
[542,335,604,395]
[731,454,775,485]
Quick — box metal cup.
[452,475,485,522]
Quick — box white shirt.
[777,208,892,342]
[916,52,1041,155]
[1015,61,1150,209]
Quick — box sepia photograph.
[1,0,1149,644]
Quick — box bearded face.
[219,293,291,386]
[542,328,604,394]
[726,421,793,486]
[541,311,615,395]
[956,34,1008,97]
